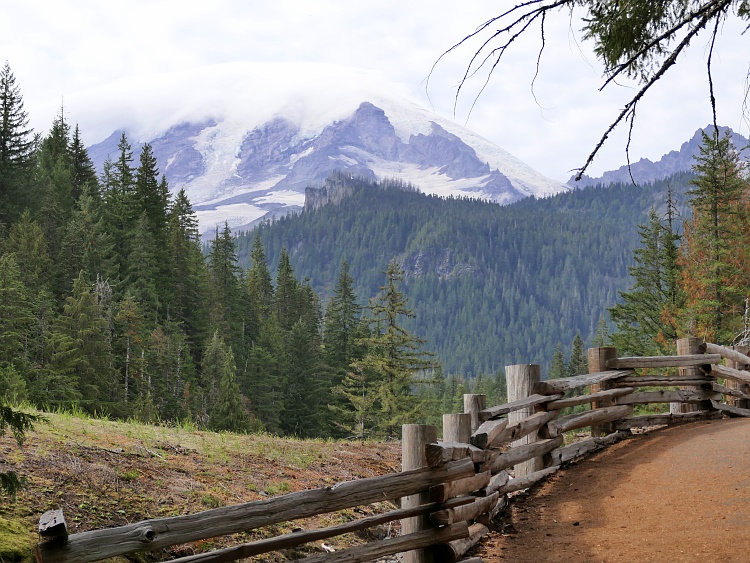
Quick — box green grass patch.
[0,516,34,562]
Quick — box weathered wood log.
[495,466,560,495]
[547,405,633,437]
[506,364,543,477]
[614,410,722,429]
[546,387,634,410]
[470,418,509,449]
[616,389,722,405]
[39,509,68,539]
[589,347,619,436]
[432,523,489,563]
[535,370,633,394]
[711,364,750,386]
[401,424,437,563]
[479,394,561,421]
[443,413,472,444]
[166,498,472,563]
[589,347,618,436]
[426,442,469,467]
[475,494,508,528]
[425,442,485,467]
[478,471,510,497]
[548,431,628,466]
[704,342,750,366]
[712,383,750,401]
[613,375,714,387]
[724,345,750,408]
[710,400,750,417]
[489,437,563,473]
[36,459,476,563]
[489,410,558,448]
[298,521,470,563]
[671,337,705,415]
[430,471,491,503]
[430,493,500,526]
[606,354,720,369]
[464,394,486,433]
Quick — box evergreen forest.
[239,170,695,376]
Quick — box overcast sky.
[2,0,748,182]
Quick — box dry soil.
[475,418,750,562]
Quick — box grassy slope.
[1,410,401,562]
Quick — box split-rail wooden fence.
[36,337,750,563]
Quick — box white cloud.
[3,0,748,182]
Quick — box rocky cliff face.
[89,100,569,236]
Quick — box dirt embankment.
[475,419,750,562]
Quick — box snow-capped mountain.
[81,63,569,235]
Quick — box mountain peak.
[83,64,569,235]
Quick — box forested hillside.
[239,171,695,376]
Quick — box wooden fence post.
[589,347,617,437]
[463,394,486,433]
[506,364,542,476]
[727,345,749,408]
[443,413,472,444]
[671,337,703,414]
[401,424,438,563]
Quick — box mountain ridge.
[569,126,750,188]
[82,63,569,235]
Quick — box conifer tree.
[144,321,195,422]
[566,332,588,378]
[208,222,242,334]
[69,124,98,203]
[245,318,285,434]
[102,133,138,290]
[135,143,170,305]
[280,318,326,437]
[124,212,161,319]
[0,61,35,224]
[274,248,299,331]
[203,331,252,432]
[679,129,748,342]
[610,207,683,355]
[53,272,116,413]
[247,233,274,323]
[0,253,32,374]
[5,210,51,294]
[548,342,567,380]
[167,189,209,355]
[347,260,437,438]
[323,259,362,378]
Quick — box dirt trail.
[475,418,750,562]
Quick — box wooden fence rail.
[36,338,750,563]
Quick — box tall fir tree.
[53,272,116,413]
[548,342,567,380]
[167,188,209,355]
[610,206,683,355]
[679,129,749,343]
[346,260,436,438]
[0,61,35,224]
